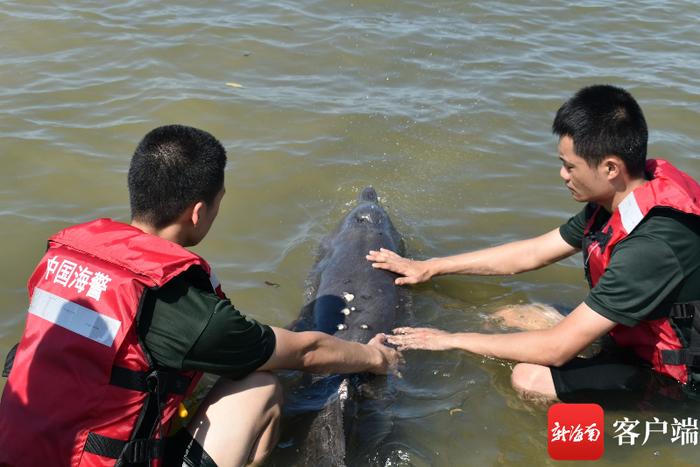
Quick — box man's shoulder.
[642,207,700,229]
[630,209,700,246]
[158,266,213,292]
[611,208,700,276]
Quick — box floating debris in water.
[343,292,355,302]
[350,306,356,311]
[341,308,351,316]
[449,408,463,416]
[360,324,369,330]
[264,280,280,288]
[225,82,243,88]
[337,323,347,331]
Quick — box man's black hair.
[552,85,648,176]
[128,125,226,228]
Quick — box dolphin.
[283,186,407,466]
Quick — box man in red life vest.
[369,85,700,403]
[0,125,402,467]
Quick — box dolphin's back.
[308,187,404,342]
[286,187,406,466]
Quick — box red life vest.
[583,159,700,384]
[0,218,225,466]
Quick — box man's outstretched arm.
[387,302,616,367]
[368,227,578,285]
[258,327,403,376]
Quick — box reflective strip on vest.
[29,287,121,347]
[617,191,645,234]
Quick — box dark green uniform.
[552,206,700,403]
[560,206,700,326]
[139,267,276,378]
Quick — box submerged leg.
[511,363,558,403]
[487,303,565,331]
[186,371,283,466]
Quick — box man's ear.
[190,201,206,228]
[602,157,623,179]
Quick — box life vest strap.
[663,302,700,369]
[2,343,18,377]
[668,301,699,320]
[661,349,700,367]
[84,432,163,463]
[110,366,191,395]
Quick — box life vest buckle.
[146,370,160,393]
[669,303,696,320]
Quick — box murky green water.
[1,1,699,465]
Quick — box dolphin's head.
[331,187,403,254]
[342,187,389,230]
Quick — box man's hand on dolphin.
[368,333,405,377]
[366,248,434,285]
[387,327,455,351]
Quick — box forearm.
[428,239,542,276]
[427,228,576,277]
[446,330,573,367]
[262,327,382,374]
[388,304,615,367]
[300,331,382,374]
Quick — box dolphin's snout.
[359,186,378,203]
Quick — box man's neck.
[605,177,648,213]
[130,220,189,246]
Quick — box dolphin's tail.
[359,186,378,203]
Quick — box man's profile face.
[557,136,611,204]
